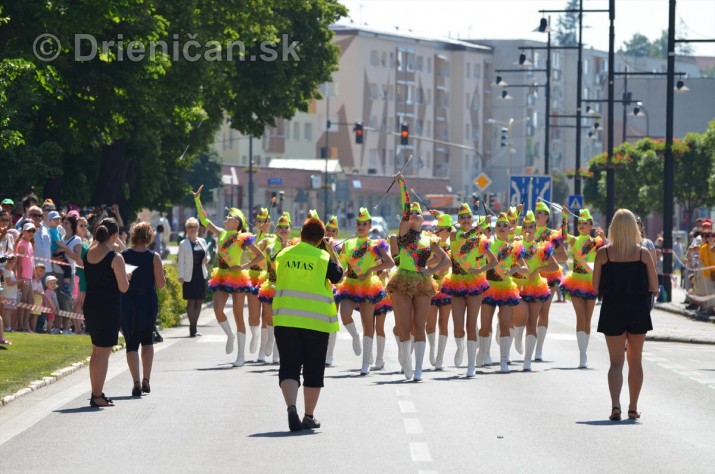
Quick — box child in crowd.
[2,256,18,332]
[43,275,59,334]
[31,263,46,333]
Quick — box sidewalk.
[650,285,715,345]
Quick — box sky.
[336,0,715,57]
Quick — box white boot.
[249,325,260,353]
[374,336,386,370]
[401,340,413,380]
[272,337,280,364]
[427,332,436,366]
[325,331,337,366]
[523,334,537,371]
[577,331,590,368]
[514,326,525,355]
[454,336,466,367]
[499,336,513,373]
[413,341,426,382]
[361,337,373,375]
[476,335,490,367]
[535,326,548,361]
[345,322,361,355]
[265,326,274,357]
[257,328,268,362]
[397,336,405,373]
[466,340,478,378]
[218,320,234,355]
[435,335,448,370]
[484,335,493,366]
[233,332,246,367]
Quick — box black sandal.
[609,407,622,421]
[89,393,115,408]
[132,381,142,397]
[142,378,151,394]
[628,410,641,420]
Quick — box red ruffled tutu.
[374,294,393,315]
[247,268,266,296]
[540,268,563,288]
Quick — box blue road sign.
[267,177,283,186]
[568,194,584,211]
[509,175,552,211]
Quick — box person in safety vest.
[273,217,343,432]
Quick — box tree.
[649,30,694,59]
[622,33,652,58]
[551,172,570,207]
[0,0,347,217]
[555,0,579,47]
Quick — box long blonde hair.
[607,209,641,260]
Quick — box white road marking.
[403,418,424,435]
[399,400,417,413]
[409,442,433,462]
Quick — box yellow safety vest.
[273,241,339,333]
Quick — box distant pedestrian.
[121,222,166,397]
[272,217,342,431]
[178,217,209,337]
[592,209,658,422]
[82,218,131,408]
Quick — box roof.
[331,24,492,53]
[268,158,343,173]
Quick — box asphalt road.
[1,300,714,473]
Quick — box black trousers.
[274,326,329,388]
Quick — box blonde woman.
[178,217,209,337]
[593,209,657,421]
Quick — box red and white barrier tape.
[15,254,82,269]
[1,298,84,320]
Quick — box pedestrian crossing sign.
[568,194,584,211]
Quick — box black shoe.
[287,405,302,432]
[132,381,142,397]
[141,378,151,394]
[153,327,163,343]
[301,415,321,430]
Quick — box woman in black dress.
[121,222,167,397]
[83,218,130,407]
[178,217,209,337]
[593,209,658,422]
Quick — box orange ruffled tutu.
[336,276,386,304]
[247,268,266,295]
[386,268,438,298]
[209,268,254,294]
[540,268,563,288]
[258,281,275,304]
[560,272,598,300]
[374,294,393,315]
[519,276,552,303]
[441,273,489,297]
[482,279,521,307]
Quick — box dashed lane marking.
[409,442,433,463]
[403,418,424,435]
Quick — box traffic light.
[500,127,509,148]
[400,124,409,146]
[489,193,499,210]
[354,122,364,144]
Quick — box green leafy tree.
[649,29,694,59]
[622,33,652,58]
[0,0,346,217]
[555,0,579,47]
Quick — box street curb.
[0,302,210,409]
[1,343,125,407]
[655,302,715,323]
[646,335,715,345]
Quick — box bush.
[157,264,185,328]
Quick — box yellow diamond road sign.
[474,173,492,191]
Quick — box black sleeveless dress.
[83,251,121,347]
[120,249,159,339]
[597,248,653,336]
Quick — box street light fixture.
[534,17,553,33]
[675,79,690,93]
[515,53,532,67]
[494,75,508,87]
[499,90,513,100]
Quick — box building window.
[304,123,312,141]
[474,63,481,79]
[285,121,291,140]
[427,57,432,73]
[426,120,432,136]
[370,50,378,66]
[465,124,470,139]
[381,51,386,67]
[293,122,300,140]
[416,55,423,71]
[416,119,423,135]
[552,52,560,70]
[389,52,394,68]
[466,63,470,78]
[465,93,470,108]
[369,83,378,100]
[427,89,431,105]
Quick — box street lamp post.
[248,135,254,218]
[324,92,330,218]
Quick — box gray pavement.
[1,297,715,473]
